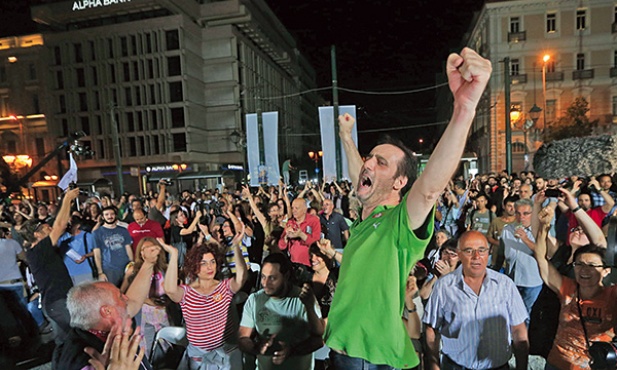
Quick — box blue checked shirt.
[423,266,528,369]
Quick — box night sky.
[0,0,486,152]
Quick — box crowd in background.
[1,167,616,370]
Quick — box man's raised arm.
[407,48,492,230]
[338,113,363,188]
[50,188,81,246]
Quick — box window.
[169,82,183,102]
[546,99,556,121]
[133,61,139,80]
[112,88,118,105]
[81,116,90,135]
[56,71,64,89]
[137,111,143,131]
[146,34,152,53]
[89,41,96,60]
[0,66,6,83]
[130,35,137,56]
[6,140,16,153]
[76,68,85,87]
[149,84,156,104]
[166,30,180,50]
[54,46,62,65]
[120,37,128,57]
[123,62,130,82]
[61,119,68,137]
[613,96,617,116]
[512,142,525,153]
[139,136,145,155]
[109,64,116,84]
[129,137,137,156]
[135,86,141,106]
[510,59,520,76]
[167,56,181,76]
[576,9,586,31]
[173,133,186,152]
[126,112,135,132]
[98,139,105,159]
[546,13,556,33]
[546,60,556,73]
[153,135,160,154]
[35,138,45,158]
[96,115,102,134]
[148,59,154,78]
[151,110,158,129]
[125,87,132,106]
[74,43,83,63]
[79,93,88,111]
[91,66,98,86]
[510,17,520,33]
[614,51,617,67]
[32,94,40,113]
[576,53,585,70]
[28,63,37,80]
[171,107,184,127]
[59,95,66,113]
[107,39,114,58]
[94,91,100,110]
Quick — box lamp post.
[308,150,323,182]
[542,54,550,140]
[230,130,246,184]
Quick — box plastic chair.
[149,326,188,370]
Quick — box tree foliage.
[545,97,597,142]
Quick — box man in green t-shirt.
[324,48,492,369]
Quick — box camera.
[589,339,617,369]
[161,178,173,186]
[544,188,561,198]
[68,182,89,196]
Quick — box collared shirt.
[590,189,617,208]
[277,213,321,266]
[319,211,349,249]
[423,266,528,369]
[501,224,543,287]
[127,219,164,254]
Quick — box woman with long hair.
[169,209,202,267]
[120,237,170,357]
[163,224,247,369]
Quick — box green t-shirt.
[324,193,434,368]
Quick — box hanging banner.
[245,114,260,187]
[318,105,358,182]
[262,112,280,186]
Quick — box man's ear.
[100,305,112,319]
[393,176,408,191]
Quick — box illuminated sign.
[72,0,132,12]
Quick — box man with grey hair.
[494,198,542,316]
[53,246,159,370]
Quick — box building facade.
[461,0,617,174]
[30,0,321,194]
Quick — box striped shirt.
[180,279,234,350]
[423,266,528,369]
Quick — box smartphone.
[544,188,561,198]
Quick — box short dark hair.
[101,206,118,214]
[573,245,608,267]
[376,135,417,199]
[263,253,293,278]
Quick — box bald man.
[278,198,321,266]
[127,209,164,255]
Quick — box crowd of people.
[0,47,614,370]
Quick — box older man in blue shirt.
[424,230,528,370]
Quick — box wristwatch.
[404,305,417,314]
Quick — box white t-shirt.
[0,239,24,285]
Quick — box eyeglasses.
[573,262,605,269]
[459,247,490,256]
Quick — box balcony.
[611,67,617,78]
[508,31,526,43]
[545,71,564,82]
[572,69,594,80]
[510,74,527,84]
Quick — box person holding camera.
[238,253,324,370]
[534,205,617,370]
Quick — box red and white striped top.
[180,279,234,350]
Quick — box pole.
[331,45,342,181]
[110,104,124,194]
[542,63,548,141]
[256,78,265,185]
[504,57,512,175]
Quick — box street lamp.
[308,150,323,181]
[542,54,550,140]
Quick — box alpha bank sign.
[72,0,132,11]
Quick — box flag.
[58,153,78,190]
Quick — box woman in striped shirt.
[163,224,247,370]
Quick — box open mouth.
[359,174,373,189]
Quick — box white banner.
[262,112,280,186]
[245,114,260,187]
[318,105,358,182]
